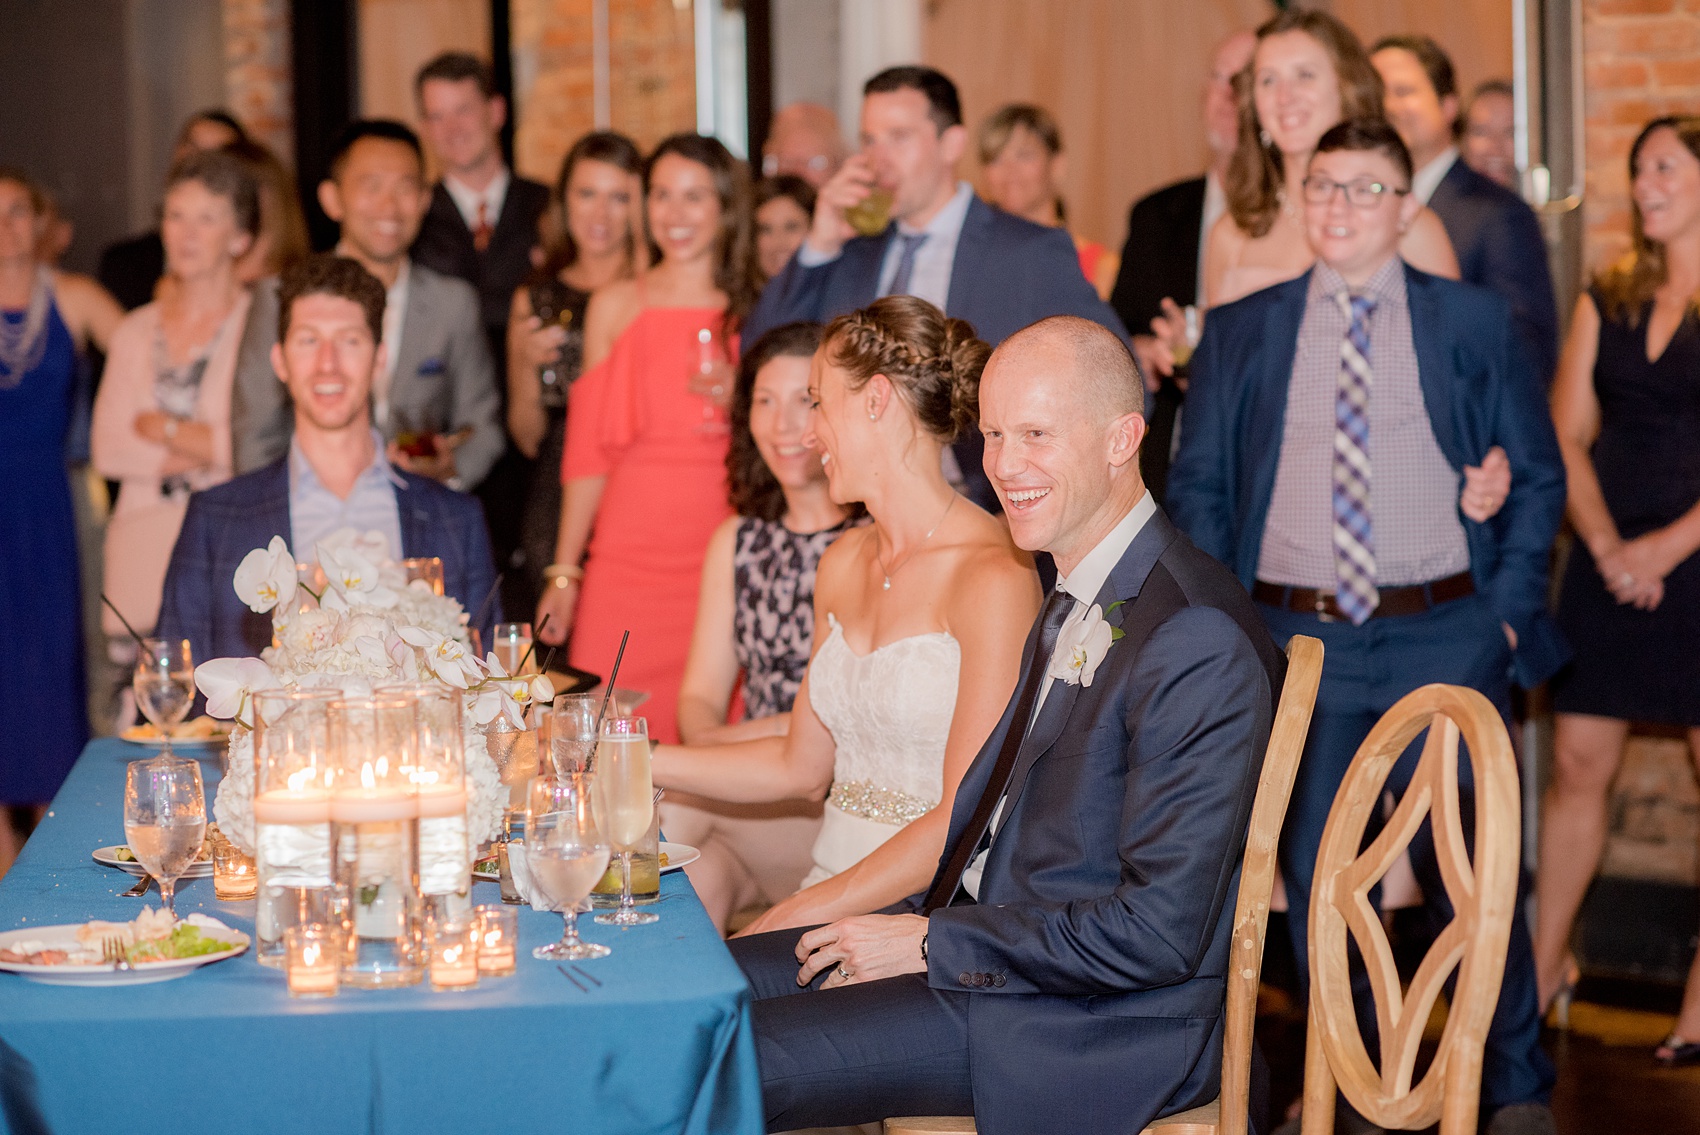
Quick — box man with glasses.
[1168,118,1566,1135]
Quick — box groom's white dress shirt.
[961,489,1157,899]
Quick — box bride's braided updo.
[822,296,990,442]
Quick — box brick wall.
[511,0,698,189]
[1582,0,1700,273]
[222,0,293,162]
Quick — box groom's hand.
[796,914,929,988]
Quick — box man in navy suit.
[1168,119,1564,1135]
[743,66,1128,511]
[728,317,1283,1133]
[159,255,500,665]
[1373,35,1559,384]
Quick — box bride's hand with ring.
[795,913,929,989]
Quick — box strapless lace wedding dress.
[800,613,960,887]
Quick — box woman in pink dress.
[536,134,758,742]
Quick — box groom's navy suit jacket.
[157,457,501,665]
[912,507,1284,1133]
[742,195,1128,511]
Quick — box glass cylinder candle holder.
[252,687,341,966]
[378,683,470,921]
[209,824,257,900]
[473,904,517,976]
[329,694,423,988]
[427,916,480,991]
[401,557,445,596]
[284,923,340,999]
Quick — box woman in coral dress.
[536,134,758,742]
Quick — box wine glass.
[592,715,658,926]
[546,693,600,777]
[525,771,611,960]
[134,638,194,757]
[124,755,207,917]
[689,328,732,435]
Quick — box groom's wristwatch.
[919,933,928,964]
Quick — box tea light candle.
[284,925,339,998]
[474,905,517,976]
[430,919,479,991]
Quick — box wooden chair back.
[1299,684,1520,1135]
[886,634,1324,1135]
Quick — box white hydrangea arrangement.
[194,530,552,857]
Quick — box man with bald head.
[762,102,849,188]
[727,316,1284,1133]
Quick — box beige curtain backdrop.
[923,0,1513,252]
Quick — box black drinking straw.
[469,572,504,636]
[100,593,148,650]
[536,646,559,679]
[587,631,630,771]
[514,613,551,674]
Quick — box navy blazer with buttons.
[156,457,502,665]
[742,194,1129,510]
[1166,263,1569,687]
[906,507,1284,1133]
[1427,157,1560,384]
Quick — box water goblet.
[123,754,207,917]
[546,693,600,776]
[592,715,658,926]
[134,638,194,757]
[524,771,611,960]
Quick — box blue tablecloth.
[0,740,763,1135]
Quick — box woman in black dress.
[1540,115,1700,1063]
[506,131,643,617]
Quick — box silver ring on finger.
[836,965,853,981]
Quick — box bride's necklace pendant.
[876,494,956,595]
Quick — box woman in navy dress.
[0,168,121,871]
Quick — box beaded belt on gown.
[825,779,935,826]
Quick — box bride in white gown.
[651,296,1039,934]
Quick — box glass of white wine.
[124,755,206,916]
[592,715,658,926]
[525,771,611,960]
[134,638,195,758]
[492,622,533,674]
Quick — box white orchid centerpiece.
[197,528,553,856]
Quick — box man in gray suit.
[230,120,504,491]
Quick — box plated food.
[119,716,230,746]
[93,840,215,878]
[0,908,249,985]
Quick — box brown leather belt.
[1251,571,1475,622]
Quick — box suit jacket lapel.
[1241,276,1308,583]
[388,266,432,422]
[429,185,472,242]
[394,471,432,558]
[1405,265,1460,461]
[945,196,992,317]
[993,508,1181,826]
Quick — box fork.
[121,873,153,898]
[101,937,133,973]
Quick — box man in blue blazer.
[742,65,1128,511]
[159,255,500,665]
[1169,120,1563,1135]
[1373,35,1560,384]
[728,317,1283,1133]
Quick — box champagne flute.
[689,328,732,435]
[592,715,658,926]
[134,638,195,758]
[124,755,207,917]
[525,771,611,959]
[493,622,534,674]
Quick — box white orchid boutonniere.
[1045,601,1127,687]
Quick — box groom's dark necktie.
[923,587,1075,912]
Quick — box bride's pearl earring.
[869,408,878,420]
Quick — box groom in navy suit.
[159,255,499,665]
[742,66,1128,511]
[1168,119,1564,1135]
[729,317,1283,1134]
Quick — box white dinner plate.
[471,841,699,882]
[91,846,214,879]
[0,919,249,986]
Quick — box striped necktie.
[886,232,928,297]
[1332,292,1378,625]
